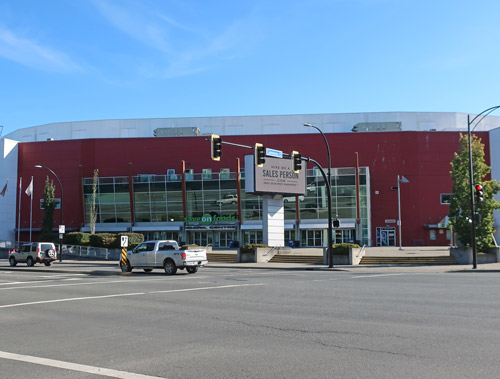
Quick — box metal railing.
[62,245,111,259]
[357,244,367,258]
[263,246,278,257]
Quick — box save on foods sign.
[184,214,236,226]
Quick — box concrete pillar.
[262,195,284,247]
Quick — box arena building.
[1,111,500,248]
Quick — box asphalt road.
[1,267,500,379]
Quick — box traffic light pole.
[303,157,333,268]
[207,137,334,267]
[466,106,500,269]
[468,116,478,269]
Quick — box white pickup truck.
[120,240,208,275]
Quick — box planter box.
[450,247,472,264]
[323,247,364,265]
[450,247,499,264]
[237,247,290,263]
[486,247,500,262]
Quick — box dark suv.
[9,242,57,267]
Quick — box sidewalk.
[1,258,500,275]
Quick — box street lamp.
[467,106,500,269]
[35,165,64,262]
[304,123,334,268]
[397,175,410,250]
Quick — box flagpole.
[29,176,33,242]
[17,177,22,247]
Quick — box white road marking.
[312,273,426,282]
[0,350,165,378]
[0,292,144,309]
[0,278,83,286]
[150,283,264,294]
[0,276,211,291]
[349,273,411,279]
[0,283,264,308]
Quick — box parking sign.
[121,236,129,248]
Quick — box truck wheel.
[27,256,35,267]
[163,259,177,275]
[9,256,17,267]
[120,260,132,272]
[44,261,51,266]
[186,267,198,274]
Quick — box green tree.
[89,169,99,234]
[40,176,56,240]
[449,133,500,251]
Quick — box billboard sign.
[245,155,306,195]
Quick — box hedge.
[60,232,144,250]
[331,243,360,255]
[180,244,199,250]
[239,244,270,255]
[63,232,90,246]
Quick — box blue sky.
[1,0,500,135]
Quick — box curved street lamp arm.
[304,123,331,169]
[469,105,500,131]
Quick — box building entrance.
[188,231,212,247]
[213,231,236,248]
[376,227,396,246]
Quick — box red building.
[14,130,487,247]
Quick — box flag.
[0,181,7,197]
[25,178,33,197]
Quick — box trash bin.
[229,240,240,248]
[288,240,294,248]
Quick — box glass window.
[430,230,437,240]
[441,194,452,204]
[220,168,230,179]
[202,168,212,179]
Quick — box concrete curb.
[2,259,500,275]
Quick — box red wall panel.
[17,131,490,246]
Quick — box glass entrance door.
[376,227,396,246]
[214,231,235,248]
[188,231,213,247]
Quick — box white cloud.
[0,25,82,72]
[92,0,264,79]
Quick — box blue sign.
[265,148,283,158]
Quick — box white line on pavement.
[0,292,144,309]
[0,276,211,291]
[0,278,84,286]
[0,350,165,379]
[0,283,264,308]
[349,273,412,279]
[150,283,264,294]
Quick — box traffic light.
[211,134,222,161]
[333,219,340,228]
[292,151,302,173]
[475,184,484,205]
[255,143,266,167]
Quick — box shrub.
[63,232,90,246]
[111,233,144,250]
[331,243,360,255]
[239,244,270,254]
[180,244,199,250]
[89,233,115,248]
[88,233,144,249]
